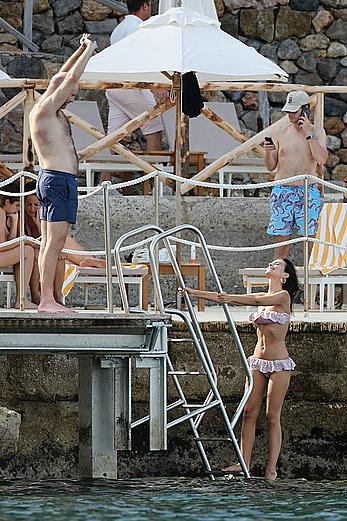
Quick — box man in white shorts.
[101,0,164,183]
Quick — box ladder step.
[193,437,232,443]
[182,403,220,408]
[168,371,206,376]
[168,338,195,343]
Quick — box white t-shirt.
[110,14,142,45]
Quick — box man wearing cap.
[264,90,328,259]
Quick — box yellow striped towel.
[63,263,79,297]
[309,203,347,274]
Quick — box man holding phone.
[263,90,328,259]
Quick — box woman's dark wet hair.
[282,258,299,311]
[25,181,37,194]
[0,182,20,207]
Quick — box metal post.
[23,0,33,53]
[304,176,309,314]
[102,181,113,313]
[19,174,25,311]
[153,174,160,312]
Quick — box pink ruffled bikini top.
[249,310,291,325]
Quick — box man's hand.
[298,114,314,138]
[263,140,276,151]
[80,33,90,48]
[85,36,98,54]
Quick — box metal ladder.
[114,224,253,479]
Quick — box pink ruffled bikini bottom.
[247,355,295,378]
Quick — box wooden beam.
[79,97,174,160]
[22,89,35,171]
[0,90,27,120]
[201,82,347,94]
[0,17,38,52]
[201,106,264,158]
[0,162,16,179]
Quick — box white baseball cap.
[282,90,310,112]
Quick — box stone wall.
[0,1,347,181]
[0,321,345,480]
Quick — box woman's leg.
[265,370,291,480]
[11,245,36,308]
[29,249,41,305]
[223,371,267,473]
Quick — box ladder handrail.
[114,224,164,313]
[148,224,254,428]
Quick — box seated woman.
[0,184,37,309]
[24,184,106,269]
[179,258,299,480]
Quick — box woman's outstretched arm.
[218,291,289,307]
[179,286,220,303]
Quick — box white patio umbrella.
[83,6,288,83]
[0,70,10,80]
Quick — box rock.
[299,34,330,52]
[337,148,347,162]
[43,61,62,78]
[325,96,347,116]
[289,0,319,9]
[52,0,82,18]
[7,55,46,78]
[326,152,340,168]
[327,42,347,58]
[241,110,258,132]
[85,19,117,34]
[270,110,286,124]
[278,38,301,60]
[33,0,50,14]
[0,120,22,154]
[280,60,298,74]
[275,7,312,39]
[326,134,341,150]
[220,12,239,36]
[32,10,55,37]
[331,8,347,18]
[332,68,347,102]
[214,0,225,16]
[240,9,274,43]
[326,19,347,44]
[297,52,317,72]
[340,57,347,66]
[268,92,287,104]
[245,39,261,51]
[242,92,258,110]
[314,49,328,59]
[88,34,110,51]
[317,58,340,82]
[0,34,17,46]
[262,0,289,5]
[224,0,257,9]
[0,407,21,458]
[324,116,345,135]
[344,112,347,124]
[332,164,347,181]
[260,43,279,62]
[81,0,112,20]
[341,127,347,147]
[295,70,323,85]
[322,0,347,8]
[57,11,84,34]
[312,9,334,32]
[0,1,22,30]
[41,34,63,53]
[32,29,44,47]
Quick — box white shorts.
[106,89,164,136]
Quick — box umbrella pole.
[173,72,183,307]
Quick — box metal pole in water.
[19,174,25,310]
[304,176,309,315]
[102,181,113,313]
[153,173,160,311]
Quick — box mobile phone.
[264,136,274,145]
[299,106,310,126]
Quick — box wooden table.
[142,262,205,311]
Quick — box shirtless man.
[264,90,328,259]
[30,34,97,312]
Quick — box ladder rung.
[182,403,219,408]
[193,437,232,442]
[168,338,195,343]
[168,371,206,376]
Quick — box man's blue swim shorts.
[267,184,320,237]
[36,169,78,224]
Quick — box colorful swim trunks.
[267,184,320,237]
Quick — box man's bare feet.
[222,463,244,474]
[38,300,73,313]
[15,300,38,310]
[265,469,277,481]
[80,257,106,268]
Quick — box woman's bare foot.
[222,463,244,474]
[265,469,277,481]
[15,300,38,310]
[38,299,73,314]
[80,257,106,268]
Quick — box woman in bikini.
[0,186,37,309]
[179,258,299,480]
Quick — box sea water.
[0,477,346,520]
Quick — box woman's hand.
[178,286,194,297]
[6,213,18,228]
[217,292,232,305]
